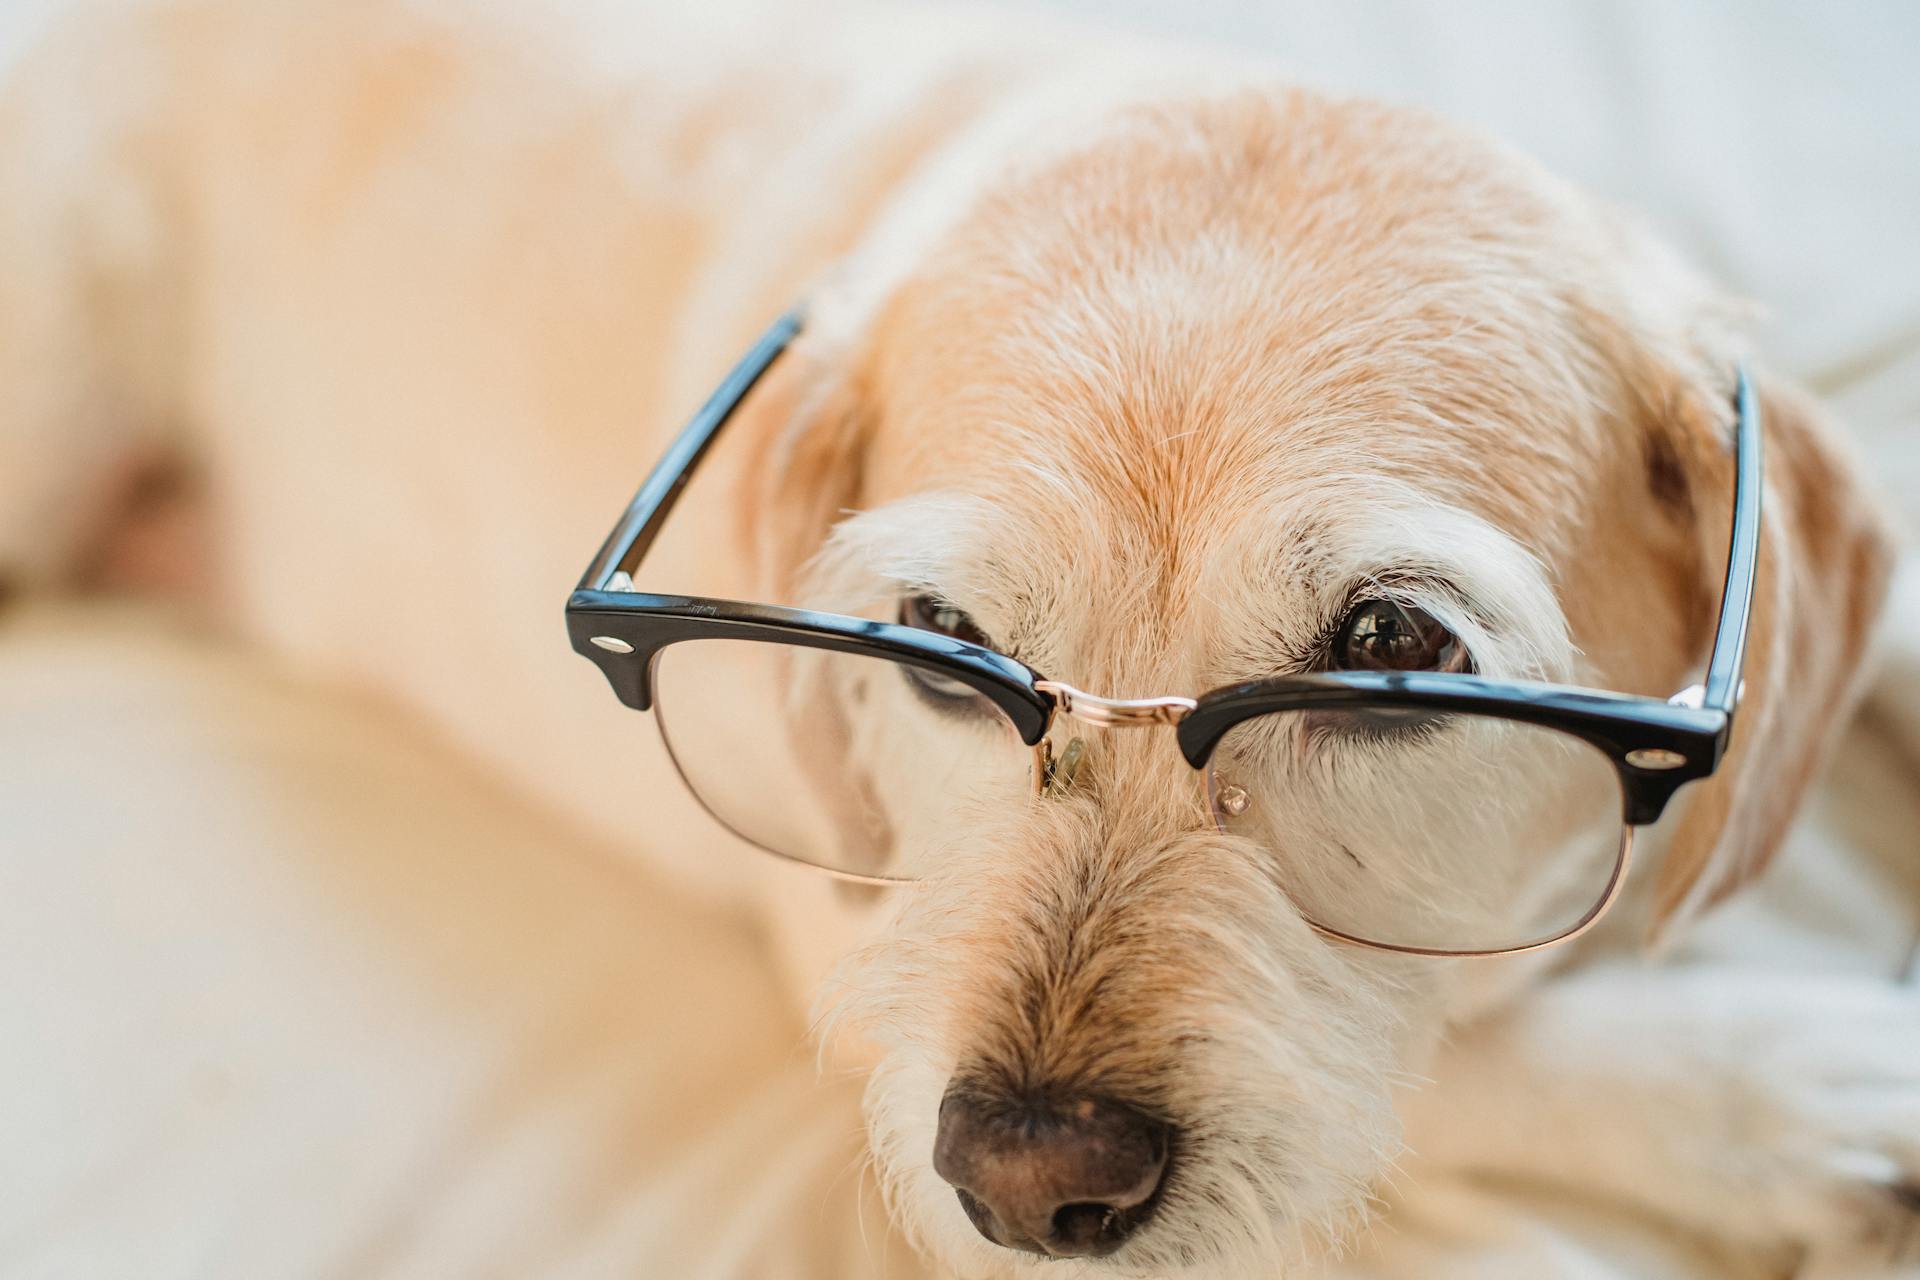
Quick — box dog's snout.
[933,1087,1171,1258]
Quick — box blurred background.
[1,2,1915,1277]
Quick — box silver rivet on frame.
[1624,747,1686,770]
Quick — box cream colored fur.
[1,2,1912,1276]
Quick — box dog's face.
[720,92,1890,1276]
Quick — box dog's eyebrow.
[803,491,1015,626]
[1337,541,1569,684]
[810,492,987,575]
[1229,482,1574,685]
[1239,566,1495,678]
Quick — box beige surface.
[0,603,907,1280]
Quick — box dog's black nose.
[932,1087,1171,1258]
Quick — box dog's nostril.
[1052,1201,1123,1252]
[933,1087,1172,1259]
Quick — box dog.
[2,1,1913,1275]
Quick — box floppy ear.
[728,335,875,599]
[1649,370,1897,934]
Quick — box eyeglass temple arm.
[1697,364,1762,718]
[575,309,806,593]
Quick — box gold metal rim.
[1291,825,1636,958]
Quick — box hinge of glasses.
[1667,680,1744,710]
[1667,683,1706,709]
[587,570,641,653]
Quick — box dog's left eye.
[1333,600,1470,674]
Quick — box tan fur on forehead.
[847,91,1642,599]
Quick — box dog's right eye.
[1332,599,1469,674]
[1322,598,1470,739]
[897,593,996,715]
[899,593,989,648]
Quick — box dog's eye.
[899,593,990,648]
[1334,600,1469,674]
[897,593,995,714]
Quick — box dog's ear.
[728,336,874,597]
[1648,368,1896,934]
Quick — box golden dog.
[2,1,1910,1274]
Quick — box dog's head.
[716,91,1893,1275]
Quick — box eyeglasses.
[567,310,1759,957]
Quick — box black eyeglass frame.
[567,309,1757,839]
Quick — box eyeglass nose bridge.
[1034,680,1197,729]
[1031,681,1198,799]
